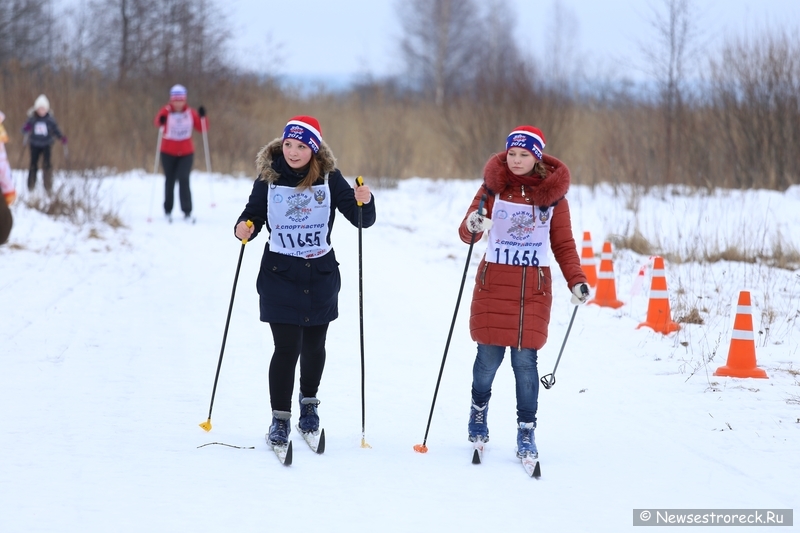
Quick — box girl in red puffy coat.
[458,126,589,462]
[153,84,206,223]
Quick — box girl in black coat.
[234,116,375,448]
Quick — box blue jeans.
[471,343,539,426]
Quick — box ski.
[520,453,541,478]
[297,426,325,454]
[266,437,293,466]
[471,438,486,464]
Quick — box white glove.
[466,208,492,233]
[570,283,590,305]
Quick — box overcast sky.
[224,0,800,80]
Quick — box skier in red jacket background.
[153,84,206,223]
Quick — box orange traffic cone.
[636,256,679,334]
[587,241,624,308]
[580,231,597,288]
[714,291,768,379]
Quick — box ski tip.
[316,429,326,454]
[413,444,428,454]
[471,449,481,464]
[283,441,293,466]
[531,461,541,478]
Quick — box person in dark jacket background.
[153,84,205,223]
[21,94,66,192]
[234,115,375,449]
[458,125,589,463]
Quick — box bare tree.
[639,0,704,184]
[0,0,56,69]
[84,0,230,84]
[396,0,482,106]
[707,29,800,190]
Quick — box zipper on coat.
[538,267,544,291]
[518,267,527,349]
[480,261,489,286]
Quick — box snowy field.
[1,168,798,532]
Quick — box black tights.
[160,152,193,215]
[268,322,329,412]
[28,145,52,191]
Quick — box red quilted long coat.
[459,153,587,350]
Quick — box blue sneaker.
[516,422,538,458]
[298,394,320,433]
[468,401,489,442]
[268,411,291,446]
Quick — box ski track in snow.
[1,170,799,532]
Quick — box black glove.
[159,115,166,126]
[198,106,206,118]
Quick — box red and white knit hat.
[506,126,546,160]
[169,84,187,101]
[283,116,322,154]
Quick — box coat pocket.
[314,254,341,291]
[263,251,295,281]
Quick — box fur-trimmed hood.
[483,152,571,207]
[255,137,338,183]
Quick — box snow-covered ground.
[1,169,798,532]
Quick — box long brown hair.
[297,155,322,190]
[532,160,547,179]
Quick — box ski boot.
[468,401,489,442]
[298,394,320,434]
[516,421,538,458]
[267,410,291,446]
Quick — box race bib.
[163,110,193,141]
[33,121,48,136]
[267,180,331,258]
[484,197,552,267]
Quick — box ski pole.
[148,127,163,222]
[201,116,216,208]
[201,116,211,172]
[355,176,371,448]
[16,134,29,169]
[414,193,487,453]
[540,294,585,390]
[199,220,253,432]
[153,126,163,174]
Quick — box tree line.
[1,0,798,190]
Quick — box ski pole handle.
[355,176,365,207]
[469,194,488,235]
[241,220,253,244]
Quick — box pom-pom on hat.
[169,84,188,101]
[283,115,323,154]
[506,126,546,160]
